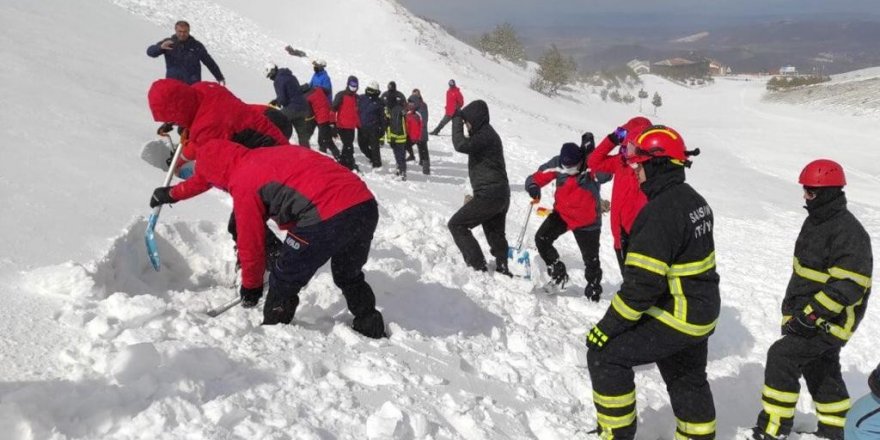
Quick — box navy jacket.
[358,93,385,131]
[273,69,308,115]
[147,35,224,85]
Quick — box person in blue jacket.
[845,363,880,439]
[146,20,224,85]
[310,59,332,103]
[264,63,310,146]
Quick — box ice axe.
[507,203,534,279]
[145,134,183,271]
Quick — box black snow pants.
[337,128,357,170]
[448,195,510,271]
[587,319,716,440]
[534,211,602,287]
[754,334,849,438]
[357,127,382,168]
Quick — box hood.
[192,139,251,190]
[148,79,201,128]
[461,100,490,131]
[276,68,294,79]
[408,94,423,106]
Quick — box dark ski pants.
[754,334,849,438]
[265,107,293,140]
[406,140,430,174]
[227,213,283,257]
[263,200,380,326]
[534,211,601,286]
[337,128,357,170]
[390,141,407,175]
[281,107,311,147]
[448,195,510,270]
[357,127,382,167]
[587,319,716,440]
[431,114,452,134]
[317,123,340,160]
[615,228,631,277]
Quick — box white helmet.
[312,59,327,68]
[263,62,277,79]
[368,80,380,91]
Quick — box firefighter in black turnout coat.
[449,99,512,275]
[586,125,719,440]
[751,159,873,440]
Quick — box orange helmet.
[799,159,846,187]
[626,125,688,164]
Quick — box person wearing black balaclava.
[751,159,873,440]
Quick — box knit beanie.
[560,142,584,167]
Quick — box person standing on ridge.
[430,79,464,135]
[309,59,332,103]
[750,159,873,440]
[448,100,511,276]
[358,81,385,169]
[264,63,311,147]
[525,138,609,300]
[408,88,430,174]
[147,20,224,86]
[332,75,361,171]
[586,125,716,440]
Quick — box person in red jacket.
[587,117,652,276]
[148,78,291,263]
[148,139,387,338]
[405,102,429,175]
[430,79,464,135]
[332,75,361,171]
[526,141,610,300]
[302,83,341,160]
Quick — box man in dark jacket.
[149,139,387,339]
[358,81,385,168]
[525,139,609,300]
[147,21,224,85]
[264,63,310,146]
[586,125,717,440]
[751,159,873,440]
[332,75,361,171]
[449,100,511,275]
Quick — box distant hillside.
[763,66,880,116]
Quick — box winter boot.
[495,259,513,277]
[547,260,569,289]
[813,425,843,440]
[352,310,387,339]
[750,427,786,440]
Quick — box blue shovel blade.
[145,213,161,271]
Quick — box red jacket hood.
[148,78,201,128]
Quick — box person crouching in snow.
[524,138,610,300]
[148,139,387,339]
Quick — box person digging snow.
[524,137,610,300]
[149,139,387,338]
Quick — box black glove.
[527,184,541,200]
[782,312,819,338]
[240,285,264,309]
[149,186,175,208]
[157,122,175,136]
[586,325,611,351]
[581,132,595,154]
[607,127,627,145]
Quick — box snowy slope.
[763,67,880,117]
[0,0,878,439]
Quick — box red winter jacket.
[332,91,360,129]
[525,157,604,230]
[169,140,375,288]
[147,79,288,161]
[587,117,651,249]
[306,86,335,125]
[405,112,422,142]
[444,86,464,116]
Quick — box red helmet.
[626,125,688,164]
[799,159,846,187]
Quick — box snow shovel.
[507,204,534,279]
[139,135,174,171]
[145,134,183,271]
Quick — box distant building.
[708,59,730,76]
[779,65,798,76]
[627,59,650,75]
[651,57,710,79]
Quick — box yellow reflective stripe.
[817,413,846,427]
[819,298,862,341]
[766,415,782,437]
[597,411,636,429]
[793,257,830,283]
[625,252,669,276]
[612,295,643,321]
[781,315,792,326]
[814,291,845,314]
[645,307,717,337]
[676,418,716,435]
[815,399,852,414]
[829,266,872,289]
[593,390,636,409]
[763,385,799,403]
[762,401,796,418]
[669,277,687,321]
[668,251,716,277]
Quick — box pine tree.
[535,45,576,95]
[477,22,526,65]
[652,92,663,115]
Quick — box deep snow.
[0,0,878,439]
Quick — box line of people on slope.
[145,20,876,440]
